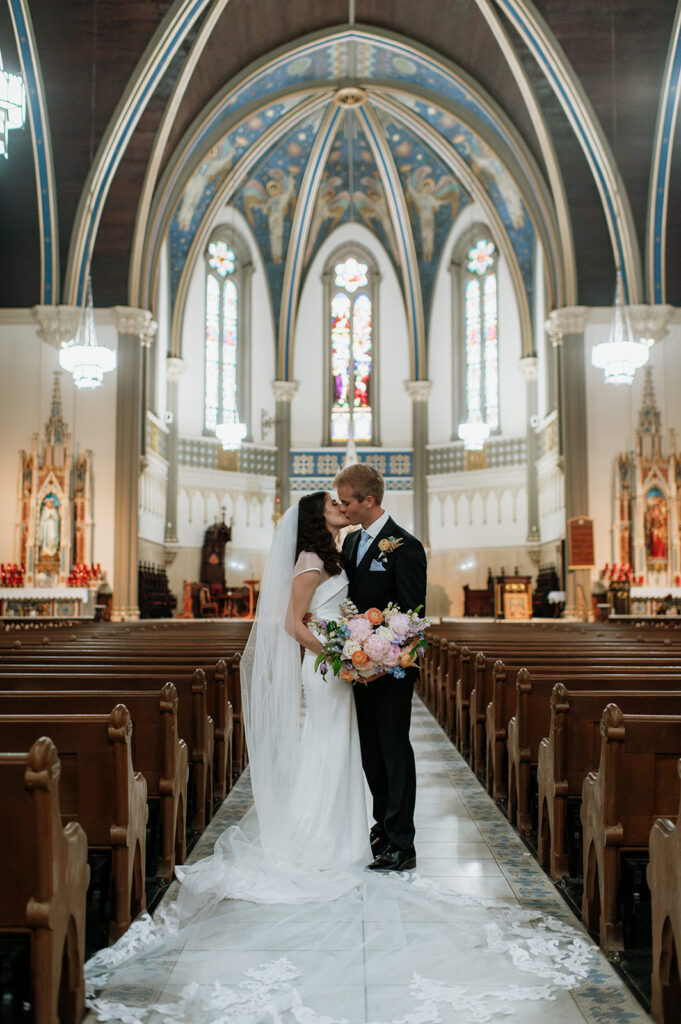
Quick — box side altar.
[1,373,105,620]
[607,368,681,615]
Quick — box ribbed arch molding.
[149,27,559,375]
[491,0,643,302]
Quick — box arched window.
[204,228,253,437]
[450,228,499,437]
[324,248,380,446]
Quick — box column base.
[110,606,141,622]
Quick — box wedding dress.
[85,507,596,1024]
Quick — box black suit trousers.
[353,668,417,850]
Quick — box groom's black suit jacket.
[342,516,427,617]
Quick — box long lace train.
[85,810,595,1024]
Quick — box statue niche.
[613,368,679,587]
[16,372,94,586]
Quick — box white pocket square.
[369,559,387,572]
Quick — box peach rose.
[339,668,355,682]
[351,649,369,667]
[366,607,383,626]
[399,650,415,668]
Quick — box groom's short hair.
[333,464,385,504]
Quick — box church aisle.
[86,698,651,1024]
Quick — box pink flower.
[348,616,372,642]
[388,613,411,637]
[363,633,391,662]
[382,645,402,667]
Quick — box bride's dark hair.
[296,491,343,576]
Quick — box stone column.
[139,316,158,456]
[518,356,540,547]
[111,306,157,621]
[404,380,432,545]
[546,307,590,619]
[272,380,298,512]
[239,262,254,440]
[164,357,185,559]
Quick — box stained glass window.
[464,238,498,430]
[205,244,240,434]
[330,255,373,443]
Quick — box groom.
[334,463,427,871]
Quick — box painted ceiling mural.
[164,31,546,359]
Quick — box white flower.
[375,626,396,643]
[342,639,361,659]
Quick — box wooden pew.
[0,652,234,801]
[0,738,89,1024]
[505,668,681,833]
[0,706,147,943]
[0,686,188,882]
[648,758,681,1023]
[537,684,681,880]
[581,704,681,953]
[0,668,213,833]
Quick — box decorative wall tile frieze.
[178,437,276,475]
[290,448,413,484]
[427,436,526,475]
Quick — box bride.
[85,493,595,1024]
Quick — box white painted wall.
[0,313,118,591]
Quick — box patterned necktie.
[356,529,371,565]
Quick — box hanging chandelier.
[0,48,25,159]
[59,277,116,389]
[591,270,649,385]
[216,418,247,450]
[458,417,490,451]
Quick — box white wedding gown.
[85,564,595,1024]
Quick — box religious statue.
[38,496,60,559]
[645,488,668,561]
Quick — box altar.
[0,586,94,620]
[0,373,107,621]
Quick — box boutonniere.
[377,536,404,562]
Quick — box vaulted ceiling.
[0,0,678,321]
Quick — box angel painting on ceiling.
[353,174,398,262]
[305,175,350,262]
[242,167,299,264]
[177,139,237,232]
[454,132,525,230]
[404,164,463,262]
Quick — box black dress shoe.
[367,842,416,872]
[370,824,389,855]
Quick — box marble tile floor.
[87,698,652,1024]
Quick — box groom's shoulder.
[388,519,426,556]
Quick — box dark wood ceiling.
[0,0,678,310]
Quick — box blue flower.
[391,667,406,679]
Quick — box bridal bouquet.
[311,600,431,684]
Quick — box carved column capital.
[166,356,185,382]
[545,306,590,346]
[517,356,539,382]
[112,306,157,342]
[32,305,81,348]
[404,379,432,402]
[628,304,673,346]
[272,379,299,403]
